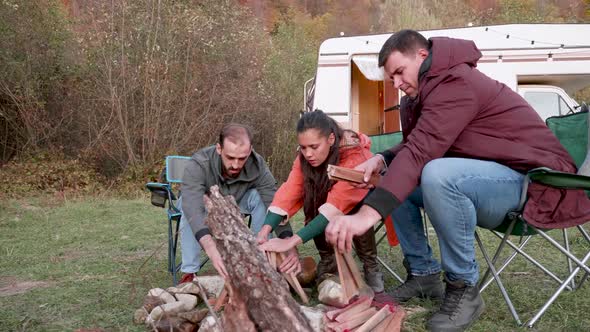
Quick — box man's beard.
[223,166,240,178]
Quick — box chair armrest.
[528,167,590,191]
[146,182,170,190]
[146,182,176,208]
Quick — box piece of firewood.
[334,249,359,303]
[277,252,310,304]
[371,313,394,332]
[344,253,374,299]
[213,285,229,312]
[327,307,377,332]
[338,250,375,301]
[326,295,373,321]
[343,252,364,287]
[267,251,277,270]
[327,164,380,186]
[384,306,406,332]
[333,296,373,323]
[177,308,209,324]
[355,305,392,332]
[204,186,312,332]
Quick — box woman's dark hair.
[297,110,343,221]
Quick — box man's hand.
[256,225,273,244]
[353,155,385,189]
[199,235,229,279]
[279,247,301,275]
[325,205,381,253]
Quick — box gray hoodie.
[181,145,292,241]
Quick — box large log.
[204,186,312,332]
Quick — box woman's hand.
[256,225,273,244]
[259,237,297,253]
[279,247,301,275]
[353,155,385,188]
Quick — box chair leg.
[480,235,531,292]
[580,271,589,288]
[167,217,177,285]
[479,219,517,289]
[576,225,590,288]
[368,224,404,283]
[526,250,590,327]
[475,231,522,326]
[488,231,573,291]
[562,229,576,290]
[376,254,404,283]
[530,226,590,275]
[172,218,181,285]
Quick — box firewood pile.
[133,186,406,331]
[133,277,225,331]
[320,250,405,331]
[324,297,405,332]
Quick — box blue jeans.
[178,189,267,273]
[391,158,525,285]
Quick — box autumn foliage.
[0,0,588,189]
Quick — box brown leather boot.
[353,227,384,293]
[313,234,337,284]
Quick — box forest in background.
[1,0,589,196]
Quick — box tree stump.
[204,185,312,332]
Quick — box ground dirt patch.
[0,276,53,297]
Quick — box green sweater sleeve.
[296,214,329,243]
[263,211,285,230]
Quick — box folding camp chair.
[146,155,191,285]
[475,108,590,327]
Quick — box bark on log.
[204,186,312,332]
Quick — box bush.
[0,0,76,164]
[70,0,283,177]
[0,152,104,198]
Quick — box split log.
[325,307,377,332]
[330,296,372,322]
[334,250,374,304]
[213,285,229,312]
[334,250,357,303]
[327,164,380,186]
[204,186,312,332]
[371,314,393,332]
[355,305,392,332]
[277,252,310,304]
[385,306,406,332]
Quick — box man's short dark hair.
[218,123,253,147]
[378,29,429,67]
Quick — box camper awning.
[352,55,384,81]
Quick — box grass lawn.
[1,195,589,331]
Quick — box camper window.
[523,91,572,120]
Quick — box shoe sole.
[427,302,486,332]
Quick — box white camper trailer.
[308,24,590,135]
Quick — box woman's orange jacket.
[268,131,398,246]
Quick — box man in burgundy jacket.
[325,29,590,331]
